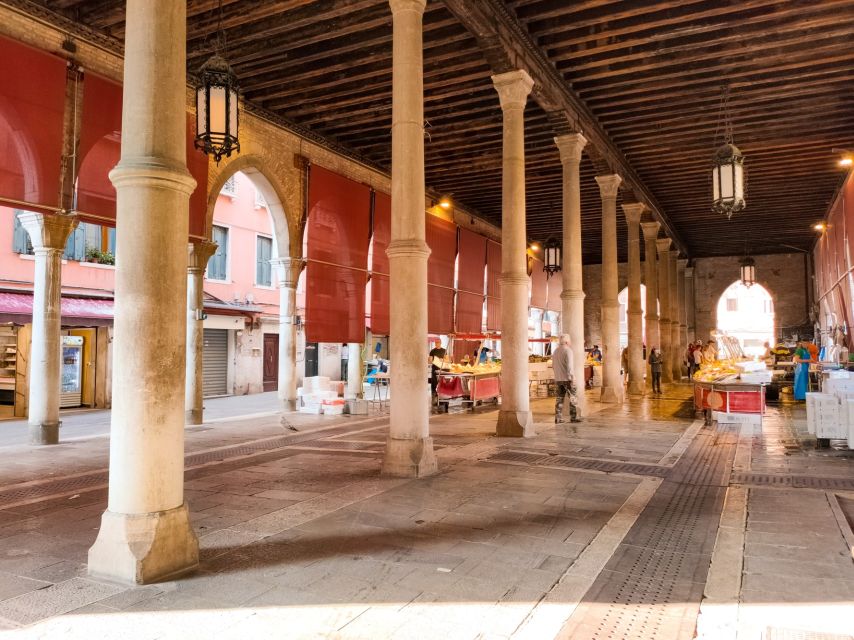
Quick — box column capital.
[187,239,218,273]
[554,133,587,165]
[668,249,679,261]
[621,202,645,224]
[271,257,304,288]
[685,266,694,277]
[595,174,622,198]
[388,0,426,14]
[677,258,688,270]
[640,220,660,241]
[492,70,534,111]
[656,238,672,254]
[17,212,78,251]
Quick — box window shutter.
[107,227,116,255]
[209,226,228,280]
[65,223,86,260]
[12,211,32,254]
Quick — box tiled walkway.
[0,387,852,639]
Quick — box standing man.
[428,340,446,398]
[648,346,663,394]
[553,334,581,424]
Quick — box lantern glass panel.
[712,166,720,201]
[209,85,227,142]
[196,87,208,137]
[720,162,735,200]
[734,162,744,200]
[229,88,239,136]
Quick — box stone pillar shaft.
[596,174,623,404]
[669,250,681,381]
[622,204,645,397]
[656,238,672,384]
[493,69,535,437]
[185,240,217,425]
[347,343,362,399]
[555,133,587,416]
[677,259,688,371]
[18,212,78,445]
[88,0,199,585]
[641,222,660,392]
[383,0,437,476]
[273,258,301,411]
[685,266,695,342]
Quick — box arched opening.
[618,284,649,348]
[716,280,775,357]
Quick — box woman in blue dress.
[792,340,812,401]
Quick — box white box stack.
[806,392,848,439]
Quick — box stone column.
[641,221,661,392]
[272,257,302,411]
[685,266,695,342]
[88,0,199,584]
[554,133,588,417]
[17,212,77,445]
[596,174,623,404]
[669,250,681,381]
[383,0,437,476]
[622,203,645,397]
[346,343,362,399]
[678,259,688,366]
[185,240,217,425]
[656,238,673,384]
[493,69,535,436]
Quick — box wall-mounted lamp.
[832,148,852,168]
[438,195,452,210]
[814,222,827,232]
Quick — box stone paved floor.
[0,386,852,639]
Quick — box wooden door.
[263,333,279,392]
[69,328,96,406]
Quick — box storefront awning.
[0,291,114,326]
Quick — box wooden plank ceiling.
[32,0,854,263]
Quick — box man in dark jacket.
[648,346,663,394]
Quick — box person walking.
[648,346,663,394]
[553,334,581,424]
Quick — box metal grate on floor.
[731,472,854,491]
[486,449,670,478]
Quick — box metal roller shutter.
[202,329,228,397]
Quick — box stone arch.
[715,279,775,356]
[205,153,297,259]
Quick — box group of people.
[686,340,718,379]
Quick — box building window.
[12,212,115,263]
[726,298,737,312]
[256,235,272,286]
[208,225,229,281]
[221,175,238,199]
[254,188,266,210]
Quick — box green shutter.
[256,236,272,286]
[12,211,32,254]
[209,226,228,280]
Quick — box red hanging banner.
[426,214,457,334]
[370,190,391,335]
[486,240,502,331]
[305,165,371,343]
[0,36,66,213]
[530,258,547,309]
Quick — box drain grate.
[731,472,854,491]
[0,419,389,509]
[487,450,550,465]
[486,449,670,478]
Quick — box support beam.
[272,257,303,411]
[440,0,688,256]
[622,203,645,397]
[596,174,623,404]
[641,221,661,393]
[185,239,217,425]
[555,132,587,417]
[17,212,78,445]
[493,69,535,436]
[656,238,673,384]
[382,0,438,476]
[88,0,199,585]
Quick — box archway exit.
[716,281,774,357]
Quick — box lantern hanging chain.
[215,0,227,57]
[713,84,734,146]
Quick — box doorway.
[716,281,775,357]
[263,333,279,392]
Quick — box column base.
[88,503,199,585]
[29,422,60,445]
[283,398,297,412]
[381,437,438,478]
[628,382,645,397]
[600,386,623,404]
[185,409,203,426]
[496,409,534,437]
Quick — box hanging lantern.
[195,54,240,163]
[712,143,745,218]
[740,256,756,288]
[543,237,562,278]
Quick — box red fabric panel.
[457,228,487,294]
[372,191,391,275]
[306,263,367,343]
[546,274,562,312]
[486,240,502,297]
[305,165,371,342]
[76,135,120,224]
[486,297,501,332]
[456,291,484,333]
[451,339,481,362]
[426,215,457,288]
[370,274,390,335]
[428,285,455,335]
[0,36,66,211]
[530,258,547,309]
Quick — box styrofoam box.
[713,411,762,425]
[323,404,344,415]
[807,392,847,439]
[847,399,854,449]
[299,402,323,415]
[740,371,772,384]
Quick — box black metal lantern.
[543,237,562,278]
[712,143,745,218]
[195,54,240,163]
[740,256,756,288]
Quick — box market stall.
[693,334,770,425]
[436,363,501,411]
